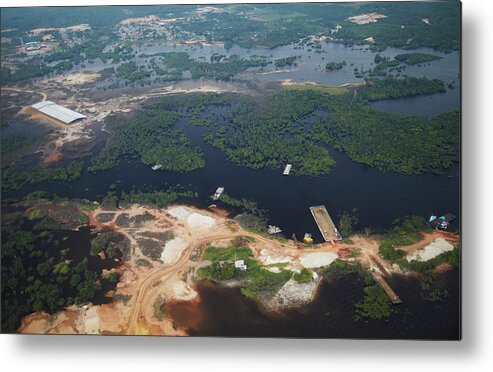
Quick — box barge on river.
[309,205,342,243]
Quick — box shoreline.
[9,198,459,335]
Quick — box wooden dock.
[371,272,402,304]
[367,256,402,304]
[309,205,342,242]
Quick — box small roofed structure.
[31,101,86,124]
[234,260,247,271]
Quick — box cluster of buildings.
[116,16,188,42]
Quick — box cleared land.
[282,81,364,95]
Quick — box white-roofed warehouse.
[31,101,86,124]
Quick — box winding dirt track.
[124,229,305,334]
[2,87,47,101]
[125,233,245,334]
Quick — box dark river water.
[168,270,460,339]
[14,119,460,243]
[20,40,459,243]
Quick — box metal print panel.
[0,1,461,339]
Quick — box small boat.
[303,233,313,244]
[283,163,292,175]
[268,225,282,234]
[212,187,224,200]
[152,164,162,170]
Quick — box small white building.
[234,259,247,271]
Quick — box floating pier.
[309,205,342,242]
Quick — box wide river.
[9,40,460,242]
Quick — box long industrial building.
[31,101,86,124]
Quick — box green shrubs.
[203,246,253,262]
[379,216,430,261]
[198,245,292,299]
[293,268,313,283]
[356,285,391,320]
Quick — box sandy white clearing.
[160,237,187,265]
[43,72,100,86]
[168,206,191,220]
[406,238,454,262]
[186,212,215,230]
[300,252,338,268]
[258,249,293,265]
[172,281,198,301]
[78,306,100,334]
[270,278,318,308]
[348,13,387,25]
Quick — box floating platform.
[309,205,342,242]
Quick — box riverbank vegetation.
[2,161,84,192]
[218,193,260,214]
[1,205,117,333]
[355,285,391,320]
[378,216,430,261]
[198,245,292,300]
[120,189,197,208]
[398,247,460,274]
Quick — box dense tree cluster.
[2,161,84,191]
[89,109,204,173]
[394,53,442,65]
[325,61,344,71]
[274,56,298,68]
[1,214,116,332]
